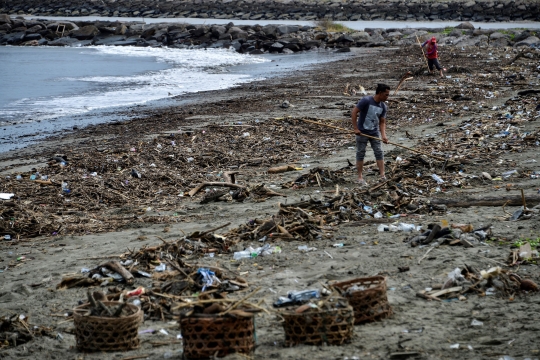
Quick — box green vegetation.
[497,29,516,40]
[442,27,454,35]
[513,238,540,248]
[313,19,353,33]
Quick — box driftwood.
[188,182,246,197]
[268,165,296,174]
[430,195,540,208]
[101,260,134,285]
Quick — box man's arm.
[351,106,361,135]
[380,117,388,143]
[421,41,428,47]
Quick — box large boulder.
[269,41,284,52]
[48,37,80,46]
[0,14,11,25]
[26,25,43,34]
[262,25,277,36]
[211,25,226,38]
[228,26,247,40]
[94,35,126,45]
[0,31,25,45]
[455,22,474,30]
[114,24,127,35]
[515,36,540,47]
[514,30,532,42]
[350,31,371,41]
[71,25,100,40]
[277,25,299,35]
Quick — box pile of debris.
[0,314,53,349]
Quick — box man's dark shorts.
[428,58,442,71]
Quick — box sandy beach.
[1,42,540,360]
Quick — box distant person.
[422,36,444,78]
[351,83,390,187]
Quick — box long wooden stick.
[300,118,446,162]
[416,34,430,71]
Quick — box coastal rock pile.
[1,0,539,22]
[1,14,539,52]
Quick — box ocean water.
[0,45,349,152]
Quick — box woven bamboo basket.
[73,302,143,352]
[281,305,354,346]
[332,276,392,324]
[180,315,255,359]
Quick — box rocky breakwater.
[1,15,539,53]
[1,0,540,22]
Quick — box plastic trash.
[471,319,483,326]
[288,289,320,302]
[198,268,220,292]
[502,170,517,179]
[431,174,445,184]
[3,235,11,241]
[155,263,167,272]
[450,344,460,349]
[0,193,15,200]
[298,245,317,252]
[233,250,252,260]
[30,174,37,180]
[397,223,416,232]
[80,268,91,274]
[377,224,389,232]
[187,157,194,162]
[131,169,142,178]
[374,211,383,219]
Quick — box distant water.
[0,45,350,153]
[27,15,540,30]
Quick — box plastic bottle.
[288,289,320,302]
[233,250,252,260]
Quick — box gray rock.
[1,31,26,45]
[270,41,284,51]
[337,34,354,43]
[350,31,371,41]
[448,29,463,37]
[0,13,11,25]
[23,33,41,41]
[335,47,351,53]
[515,36,540,47]
[0,23,11,32]
[26,25,42,33]
[386,31,403,39]
[514,30,532,42]
[277,25,299,35]
[262,25,277,36]
[304,40,321,48]
[282,48,294,54]
[211,25,226,38]
[71,25,100,40]
[455,21,475,30]
[48,37,80,46]
[94,35,127,45]
[489,32,509,40]
[114,23,127,35]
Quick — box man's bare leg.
[376,159,385,178]
[356,160,364,180]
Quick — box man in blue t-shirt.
[350,83,390,187]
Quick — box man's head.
[375,83,390,101]
[430,36,437,43]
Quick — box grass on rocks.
[313,19,353,33]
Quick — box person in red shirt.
[422,36,444,78]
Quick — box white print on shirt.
[363,104,384,131]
